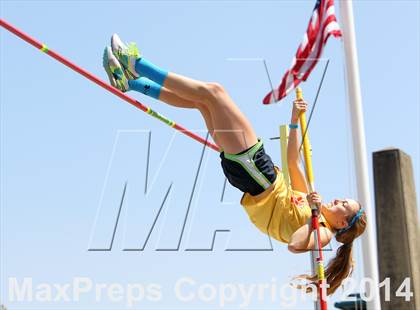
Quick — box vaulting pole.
[296,88,327,310]
[279,125,290,186]
[338,2,381,309]
[0,18,220,152]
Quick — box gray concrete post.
[373,148,419,310]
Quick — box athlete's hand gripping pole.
[295,87,327,310]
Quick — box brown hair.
[296,209,367,295]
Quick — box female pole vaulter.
[103,34,367,295]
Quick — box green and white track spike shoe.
[103,46,129,92]
[111,33,140,80]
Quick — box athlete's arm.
[288,192,333,253]
[287,100,309,193]
[287,222,333,253]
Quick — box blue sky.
[1,1,419,309]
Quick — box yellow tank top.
[240,168,332,243]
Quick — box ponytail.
[323,241,354,295]
[294,210,367,295]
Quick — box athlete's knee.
[201,83,230,109]
[205,82,227,98]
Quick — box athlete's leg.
[161,75,258,153]
[197,82,258,154]
[134,59,211,103]
[158,87,219,146]
[109,36,257,153]
[163,72,213,103]
[129,73,257,154]
[128,77,215,135]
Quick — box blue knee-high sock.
[128,77,162,100]
[135,58,169,86]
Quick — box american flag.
[263,0,342,104]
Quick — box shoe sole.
[102,47,116,87]
[110,35,138,80]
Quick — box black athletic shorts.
[220,140,277,196]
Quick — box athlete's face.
[321,198,360,229]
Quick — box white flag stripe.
[326,6,335,17]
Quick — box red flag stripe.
[263,0,342,104]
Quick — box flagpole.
[339,2,381,310]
